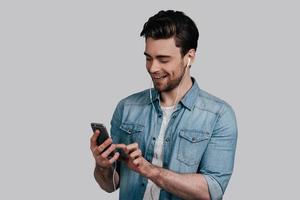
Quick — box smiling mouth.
[152,75,168,80]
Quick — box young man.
[90,10,237,200]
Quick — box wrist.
[146,164,161,180]
[95,163,110,173]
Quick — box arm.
[94,162,120,193]
[148,165,210,200]
[199,104,238,199]
[119,143,210,200]
[93,100,124,192]
[90,130,120,193]
[91,102,127,192]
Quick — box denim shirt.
[110,77,238,200]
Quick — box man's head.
[140,10,199,93]
[140,10,199,57]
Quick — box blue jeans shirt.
[110,77,238,200]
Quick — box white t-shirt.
[143,105,174,200]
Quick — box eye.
[159,60,169,64]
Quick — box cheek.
[164,61,176,71]
[145,61,151,71]
[168,63,181,76]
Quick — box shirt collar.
[148,77,200,111]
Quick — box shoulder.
[195,88,235,117]
[111,89,150,126]
[194,88,237,138]
[116,89,150,108]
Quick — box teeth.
[154,75,166,79]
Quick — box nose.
[147,59,160,73]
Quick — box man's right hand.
[90,130,120,169]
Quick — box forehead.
[145,37,181,57]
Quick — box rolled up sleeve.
[203,174,223,200]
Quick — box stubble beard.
[153,65,186,93]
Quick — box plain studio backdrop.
[0,0,299,199]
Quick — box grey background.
[0,0,299,199]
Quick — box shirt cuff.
[203,174,223,200]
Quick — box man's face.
[144,37,187,93]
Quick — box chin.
[155,84,176,93]
[154,85,164,92]
[153,76,181,92]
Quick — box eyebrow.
[144,52,172,59]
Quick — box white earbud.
[187,58,191,68]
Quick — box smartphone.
[91,122,115,158]
[91,123,110,145]
[91,122,128,159]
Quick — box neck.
[160,75,193,107]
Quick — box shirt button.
[165,138,170,142]
[141,183,145,186]
[153,137,156,140]
[192,137,196,142]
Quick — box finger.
[109,152,120,164]
[90,130,100,150]
[92,146,101,158]
[98,138,113,153]
[126,143,139,153]
[101,144,116,158]
[133,156,142,166]
[115,143,127,150]
[115,144,129,154]
[129,149,142,160]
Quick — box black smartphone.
[91,123,110,146]
[91,122,128,159]
[91,122,115,158]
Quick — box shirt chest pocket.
[119,123,144,144]
[177,130,210,166]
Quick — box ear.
[185,49,196,67]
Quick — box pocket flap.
[179,130,210,143]
[120,123,144,134]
